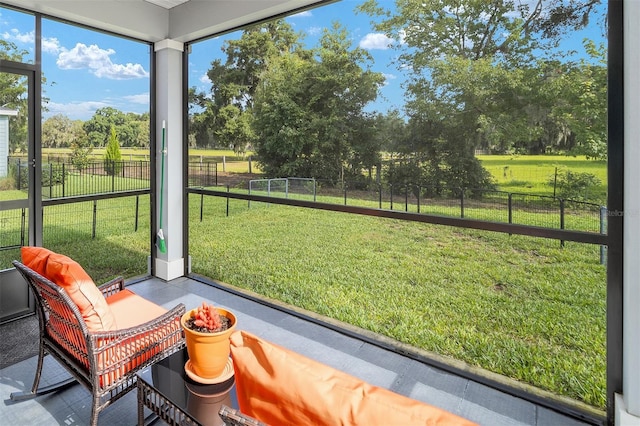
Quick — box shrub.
[0,176,16,190]
[550,170,601,202]
[104,127,122,176]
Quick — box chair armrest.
[98,276,125,298]
[89,303,186,387]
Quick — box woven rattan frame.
[11,260,186,426]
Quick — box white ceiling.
[1,0,327,42]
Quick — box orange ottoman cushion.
[21,246,116,331]
[230,330,477,426]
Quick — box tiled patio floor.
[0,276,600,425]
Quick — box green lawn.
[478,154,607,201]
[0,154,608,409]
[189,196,606,409]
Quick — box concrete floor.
[0,276,600,425]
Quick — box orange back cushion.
[230,330,477,426]
[21,247,117,331]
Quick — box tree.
[0,39,29,154]
[84,107,120,147]
[104,126,122,176]
[70,121,93,173]
[252,23,384,182]
[190,19,303,149]
[42,114,75,148]
[358,0,607,180]
[547,41,607,159]
[216,104,254,156]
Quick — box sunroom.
[0,0,637,425]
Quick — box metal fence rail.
[9,158,150,197]
[2,157,606,248]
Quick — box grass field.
[478,154,607,201]
[0,154,608,409]
[189,196,606,409]
[40,147,253,163]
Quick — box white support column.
[154,39,185,281]
[617,0,640,424]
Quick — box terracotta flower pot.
[181,308,237,379]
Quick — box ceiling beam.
[1,0,327,43]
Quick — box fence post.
[135,195,139,232]
[62,163,66,198]
[49,163,53,198]
[16,158,21,190]
[21,208,26,245]
[405,186,409,212]
[314,179,317,202]
[344,184,347,206]
[508,193,513,224]
[390,184,394,210]
[92,200,97,239]
[460,188,464,218]
[600,206,607,265]
[379,184,382,209]
[200,193,204,222]
[227,185,230,217]
[248,156,252,174]
[417,185,420,213]
[560,198,565,247]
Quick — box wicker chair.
[10,260,186,426]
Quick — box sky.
[1,0,607,122]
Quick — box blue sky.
[1,0,607,121]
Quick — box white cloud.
[2,28,30,43]
[290,11,312,18]
[382,73,396,86]
[57,43,149,80]
[10,28,33,43]
[306,26,323,36]
[359,33,393,50]
[199,73,211,84]
[42,37,62,54]
[123,92,149,105]
[2,29,65,55]
[44,100,110,120]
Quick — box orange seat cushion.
[21,246,117,331]
[230,330,477,426]
[106,289,168,328]
[96,289,178,387]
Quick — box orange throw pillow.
[230,330,477,426]
[21,246,117,331]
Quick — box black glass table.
[137,347,239,426]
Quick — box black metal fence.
[9,158,150,197]
[188,162,218,187]
[226,178,605,235]
[3,156,605,240]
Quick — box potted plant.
[181,302,237,381]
